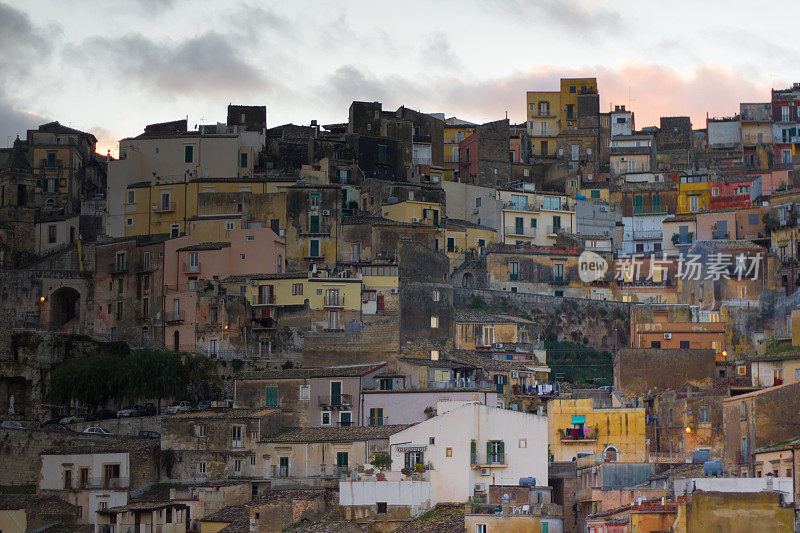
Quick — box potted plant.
[371,454,392,481]
[424,406,436,419]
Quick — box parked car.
[223,398,233,408]
[165,401,192,414]
[94,410,117,420]
[60,414,85,424]
[137,403,157,416]
[40,423,74,433]
[196,401,212,410]
[117,406,138,418]
[138,430,160,439]
[1,420,26,429]
[83,426,111,435]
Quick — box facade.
[443,118,477,181]
[458,119,511,187]
[498,186,576,246]
[388,403,548,505]
[610,134,656,177]
[360,388,499,426]
[526,91,561,158]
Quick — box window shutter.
[486,441,492,459]
[498,441,505,457]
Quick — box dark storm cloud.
[0,2,54,77]
[0,92,48,144]
[67,31,270,96]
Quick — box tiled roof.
[754,435,800,454]
[342,215,429,228]
[398,357,474,369]
[222,272,308,282]
[362,387,494,394]
[690,240,765,252]
[41,437,159,456]
[235,362,386,380]
[176,242,231,252]
[393,503,467,533]
[486,243,583,256]
[201,504,249,525]
[0,495,78,512]
[262,425,411,443]
[99,500,187,514]
[446,350,545,372]
[723,381,800,402]
[171,408,278,420]
[445,218,497,232]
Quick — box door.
[376,294,384,312]
[330,382,342,406]
[515,217,523,235]
[717,220,727,239]
[690,195,699,212]
[339,411,351,427]
[309,214,320,233]
[552,215,561,232]
[278,457,289,478]
[370,407,384,426]
[161,193,171,210]
[172,298,180,320]
[173,331,180,351]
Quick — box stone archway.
[49,286,80,328]
[462,272,474,288]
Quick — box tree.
[370,454,392,475]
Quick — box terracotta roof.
[262,425,410,443]
[723,381,800,402]
[446,350,545,372]
[342,215,431,228]
[398,357,474,369]
[454,309,531,324]
[393,503,467,532]
[486,243,582,256]
[201,504,249,528]
[754,435,800,454]
[690,240,765,252]
[99,500,188,514]
[445,218,497,232]
[41,437,159,456]
[362,387,494,394]
[223,272,308,282]
[235,362,387,380]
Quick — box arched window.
[603,445,618,462]
[277,254,282,273]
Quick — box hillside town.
[4,77,800,533]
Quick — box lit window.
[430,316,439,328]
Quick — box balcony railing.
[39,158,63,171]
[165,311,185,324]
[82,477,130,490]
[471,453,506,467]
[153,202,176,213]
[505,226,537,237]
[367,416,387,426]
[108,262,128,274]
[503,201,538,212]
[182,262,201,273]
[324,294,345,308]
[546,225,570,235]
[318,394,352,408]
[253,293,275,306]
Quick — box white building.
[388,402,548,505]
[621,213,668,254]
[674,477,793,504]
[610,105,634,137]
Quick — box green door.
[336,451,348,468]
[330,381,342,406]
[265,386,278,407]
[370,408,384,426]
[339,411,352,427]
[278,456,289,477]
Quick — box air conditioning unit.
[152,205,158,210]
[250,280,258,286]
[474,483,485,492]
[480,468,491,476]
[664,333,672,340]
[412,217,420,223]
[472,208,480,214]
[390,288,398,294]
[322,210,331,216]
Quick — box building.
[619,181,676,254]
[614,348,718,398]
[741,103,773,169]
[630,304,726,358]
[443,117,477,181]
[771,83,800,166]
[260,425,408,482]
[649,389,725,459]
[360,388,499,427]
[161,408,282,481]
[388,402,548,505]
[677,174,711,214]
[233,363,388,427]
[610,134,656,177]
[526,91,561,158]
[0,495,81,533]
[722,381,800,475]
[284,184,341,272]
[39,439,161,524]
[559,78,598,130]
[547,397,646,463]
[0,138,36,267]
[458,119,511,187]
[108,108,266,237]
[671,491,793,533]
[498,184,576,247]
[96,501,189,533]
[485,243,587,298]
[752,436,800,503]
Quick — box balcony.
[165,311,185,324]
[503,201,538,212]
[324,294,345,308]
[559,427,597,443]
[152,202,176,213]
[505,226,537,237]
[713,232,731,240]
[318,394,352,409]
[182,262,201,273]
[470,453,507,468]
[84,477,130,490]
[546,225,570,236]
[108,262,128,275]
[252,317,276,330]
[39,158,63,172]
[252,293,275,306]
[413,134,432,143]
[549,277,568,286]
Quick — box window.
[554,263,564,281]
[634,195,643,213]
[240,152,248,167]
[197,424,207,437]
[321,411,331,425]
[404,451,424,469]
[369,407,384,426]
[170,224,180,238]
[652,194,661,213]
[679,340,690,349]
[430,316,439,328]
[309,239,320,257]
[184,145,193,163]
[699,406,710,423]
[63,469,72,489]
[234,459,242,474]
[430,350,439,361]
[590,190,601,199]
[240,254,245,260]
[711,187,719,197]
[142,298,149,317]
[476,525,487,533]
[48,225,57,243]
[377,144,387,163]
[519,438,527,448]
[232,425,243,448]
[265,385,278,407]
[447,237,455,253]
[116,301,123,320]
[225,221,235,231]
[432,290,440,302]
[475,197,481,208]
[299,385,310,400]
[292,283,303,296]
[199,462,206,474]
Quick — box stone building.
[614,348,717,398]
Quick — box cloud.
[66,31,271,97]
[421,35,464,70]
[320,63,770,128]
[0,2,54,79]
[0,91,48,145]
[491,0,622,35]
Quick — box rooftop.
[262,425,410,443]
[170,408,278,420]
[454,308,531,324]
[0,494,78,512]
[393,503,467,533]
[176,242,231,252]
[235,362,387,380]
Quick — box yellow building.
[445,219,497,270]
[444,119,477,181]
[498,187,576,246]
[381,199,443,227]
[526,91,561,157]
[547,398,647,462]
[123,178,284,237]
[579,185,610,202]
[559,78,598,130]
[677,175,711,214]
[454,310,532,349]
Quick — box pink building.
[750,168,790,197]
[457,132,479,183]
[163,228,285,354]
[695,210,737,241]
[709,177,753,210]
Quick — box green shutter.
[498,441,505,461]
[265,386,278,407]
[486,441,492,461]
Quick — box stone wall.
[614,349,716,397]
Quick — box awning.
[571,415,586,425]
[396,445,427,452]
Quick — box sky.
[2,0,799,156]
